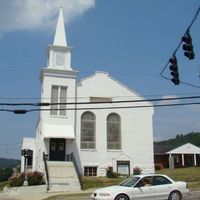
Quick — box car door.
[152,175,173,199]
[130,176,155,200]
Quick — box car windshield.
[119,177,140,187]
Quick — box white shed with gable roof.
[167,143,200,167]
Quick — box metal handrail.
[70,153,83,190]
[43,152,50,191]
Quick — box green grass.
[1,167,199,193]
[156,167,200,191]
[82,176,124,190]
[43,167,200,200]
[156,167,200,183]
[82,167,200,191]
[188,181,200,191]
[46,167,200,200]
[0,181,8,191]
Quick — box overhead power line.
[160,5,200,88]
[0,95,200,114]
[1,92,200,100]
[0,95,200,106]
[0,67,157,78]
[0,101,200,114]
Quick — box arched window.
[81,112,96,149]
[107,113,121,150]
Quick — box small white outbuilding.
[167,143,200,168]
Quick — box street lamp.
[21,149,29,186]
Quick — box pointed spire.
[53,7,67,47]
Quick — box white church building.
[21,8,154,192]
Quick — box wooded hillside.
[154,132,200,153]
[0,158,20,168]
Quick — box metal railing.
[65,154,73,161]
[70,153,83,190]
[43,152,50,191]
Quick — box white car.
[91,174,189,200]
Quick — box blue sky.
[0,0,200,158]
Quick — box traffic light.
[182,31,195,60]
[169,55,180,85]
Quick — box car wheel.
[115,194,129,200]
[168,191,182,200]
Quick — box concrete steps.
[47,161,81,192]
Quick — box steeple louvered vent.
[56,52,65,67]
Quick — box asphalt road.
[1,191,199,200]
[185,191,200,200]
[59,191,200,200]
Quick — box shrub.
[27,171,45,186]
[106,167,119,178]
[155,163,164,170]
[0,181,9,191]
[107,171,119,178]
[8,171,45,187]
[133,166,142,175]
[9,173,24,187]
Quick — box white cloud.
[0,0,95,32]
[158,95,180,105]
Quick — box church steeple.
[47,7,72,70]
[53,7,67,47]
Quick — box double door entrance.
[50,138,66,161]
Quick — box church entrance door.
[49,138,66,161]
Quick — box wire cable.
[1,92,200,100]
[160,5,200,88]
[1,101,200,114]
[0,95,200,106]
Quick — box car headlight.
[99,193,110,197]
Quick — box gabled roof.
[167,143,200,154]
[78,71,145,100]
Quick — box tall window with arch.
[81,112,96,149]
[107,113,121,150]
